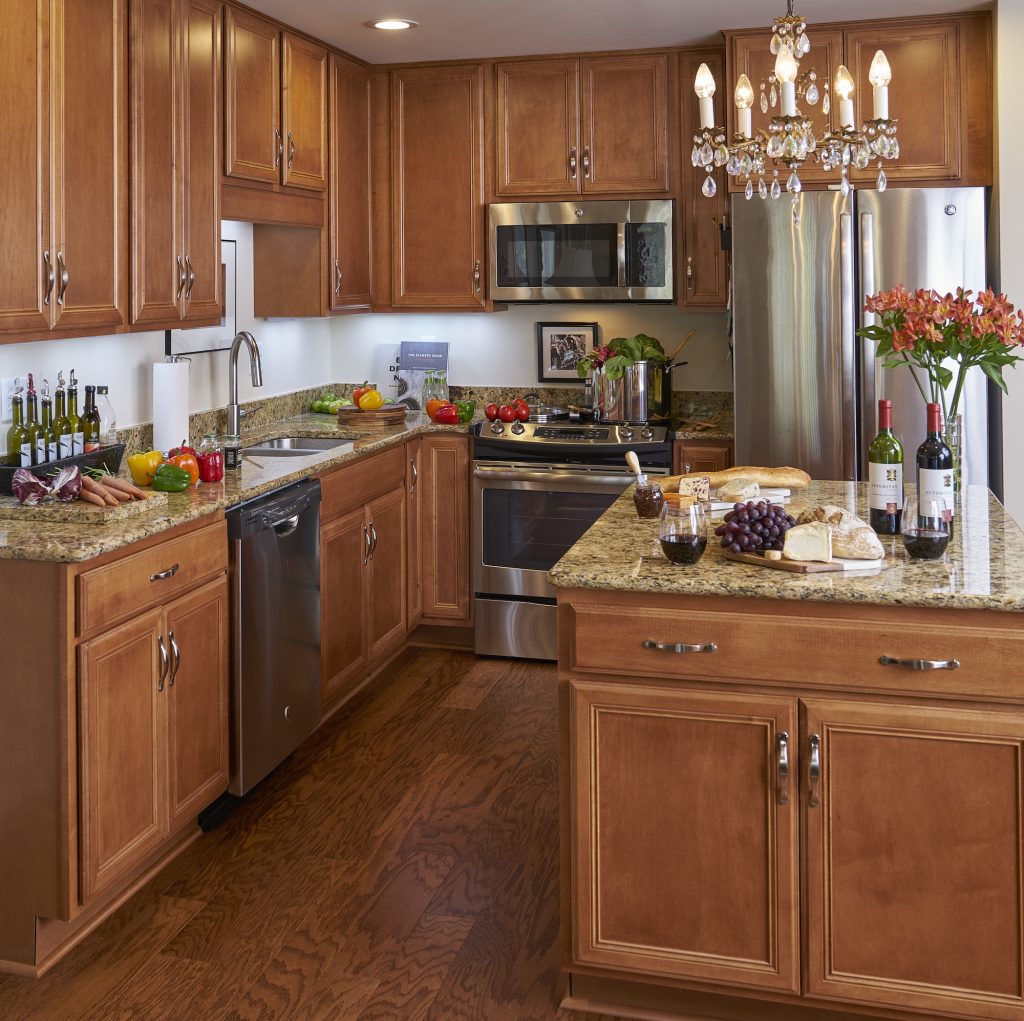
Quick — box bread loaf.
[796,505,885,560]
[666,465,812,491]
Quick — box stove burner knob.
[621,423,634,440]
[641,424,654,440]
[510,420,526,435]
[490,420,505,435]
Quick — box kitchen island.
[550,482,1024,1021]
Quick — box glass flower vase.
[943,413,963,494]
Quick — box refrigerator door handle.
[840,211,858,481]
[859,210,878,477]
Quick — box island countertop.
[548,480,1024,614]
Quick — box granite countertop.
[675,425,734,442]
[0,413,467,564]
[549,480,1024,613]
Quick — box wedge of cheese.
[716,478,760,503]
[782,521,833,563]
[678,476,711,501]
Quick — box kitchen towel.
[152,358,190,454]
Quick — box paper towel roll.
[153,359,190,454]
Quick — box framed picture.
[536,322,599,382]
[167,239,237,355]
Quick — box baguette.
[667,465,812,491]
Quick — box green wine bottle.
[38,379,58,463]
[66,369,82,456]
[6,386,31,468]
[24,374,42,466]
[52,371,72,460]
[868,398,904,535]
[82,385,101,453]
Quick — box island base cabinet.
[569,680,800,993]
[804,699,1024,1021]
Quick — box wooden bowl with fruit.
[335,384,408,425]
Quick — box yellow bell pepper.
[127,449,164,486]
[358,389,385,411]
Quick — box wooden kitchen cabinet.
[406,438,424,628]
[678,48,728,309]
[130,0,221,328]
[673,438,733,475]
[0,0,126,339]
[391,65,487,308]
[366,487,407,660]
[224,9,327,192]
[328,53,372,311]
[495,53,669,197]
[419,434,471,623]
[569,679,799,991]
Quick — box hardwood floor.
[0,649,615,1021]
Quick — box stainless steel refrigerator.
[732,187,991,488]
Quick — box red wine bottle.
[916,402,954,526]
[867,398,903,534]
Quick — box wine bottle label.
[36,438,49,463]
[19,443,31,468]
[84,440,100,453]
[48,441,58,462]
[918,467,955,521]
[868,462,903,512]
[59,433,73,459]
[72,431,84,455]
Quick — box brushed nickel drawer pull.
[157,634,169,692]
[176,256,186,300]
[362,525,371,565]
[335,260,343,296]
[642,639,717,654]
[168,629,180,687]
[879,655,960,671]
[43,250,55,305]
[808,733,820,808]
[582,145,591,178]
[56,251,69,306]
[150,563,180,582]
[368,520,378,557]
[569,146,577,179]
[184,255,196,300]
[473,260,481,293]
[287,131,295,168]
[776,731,789,805]
[410,458,418,493]
[274,126,283,168]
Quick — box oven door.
[472,463,633,599]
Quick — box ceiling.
[244,0,992,64]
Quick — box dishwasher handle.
[271,514,301,537]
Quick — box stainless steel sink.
[241,436,356,457]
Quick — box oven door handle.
[616,222,627,288]
[473,467,635,487]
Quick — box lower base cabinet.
[419,434,470,623]
[673,438,733,475]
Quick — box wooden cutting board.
[723,550,883,573]
[0,490,168,525]
[337,405,407,426]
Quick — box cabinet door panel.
[224,7,280,184]
[51,0,126,332]
[78,609,166,904]
[329,54,372,310]
[805,699,1024,1020]
[0,0,50,333]
[420,435,470,621]
[570,681,799,992]
[181,0,221,322]
[406,439,423,627]
[367,486,407,660]
[166,577,228,833]
[130,0,182,325]
[581,54,669,193]
[282,34,327,191]
[496,59,580,196]
[673,439,733,475]
[321,507,368,709]
[391,66,485,308]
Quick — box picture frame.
[167,239,237,356]
[536,322,599,382]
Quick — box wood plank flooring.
[0,649,616,1021]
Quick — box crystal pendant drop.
[726,153,741,176]
[877,167,887,192]
[745,178,754,200]
[769,83,778,107]
[698,142,714,166]
[782,135,798,159]
[792,196,801,225]
[691,144,701,168]
[786,171,802,193]
[805,82,819,105]
[760,90,769,114]
[822,90,830,115]
[714,144,729,166]
[798,32,811,55]
[840,174,851,197]
[770,32,781,55]
[891,138,901,159]
[702,174,717,198]
[770,177,782,200]
[758,177,768,200]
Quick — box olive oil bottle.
[52,371,73,460]
[38,379,58,463]
[66,369,83,456]
[6,386,31,468]
[82,385,101,453]
[24,374,41,466]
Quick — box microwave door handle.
[616,223,627,288]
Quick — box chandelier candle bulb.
[834,65,855,130]
[775,45,798,116]
[735,74,754,138]
[694,63,717,129]
[869,49,891,120]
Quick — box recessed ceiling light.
[365,18,419,30]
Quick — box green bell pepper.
[456,400,475,424]
[152,463,193,493]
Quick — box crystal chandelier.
[691,1,898,211]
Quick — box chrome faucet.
[226,331,263,435]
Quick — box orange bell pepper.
[167,452,200,486]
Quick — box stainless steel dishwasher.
[227,479,322,795]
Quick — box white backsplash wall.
[331,305,733,391]
[0,221,332,426]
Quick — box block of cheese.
[678,476,711,501]
[716,478,760,503]
[782,521,833,563]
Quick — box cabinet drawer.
[570,603,1024,701]
[78,520,227,636]
[319,445,405,520]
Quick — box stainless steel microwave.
[488,200,674,302]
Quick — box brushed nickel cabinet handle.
[410,458,418,493]
[473,260,481,293]
[56,251,69,306]
[176,256,186,300]
[274,126,283,168]
[157,634,169,692]
[879,655,960,671]
[362,525,371,565]
[334,260,343,296]
[642,639,717,654]
[184,255,196,300]
[368,520,378,558]
[168,629,180,687]
[777,731,790,805]
[42,250,55,305]
[686,256,694,290]
[808,733,820,808]
[287,131,295,168]
[569,146,577,180]
[582,145,591,178]
[150,563,180,582]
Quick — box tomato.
[498,405,517,423]
[352,381,372,405]
[434,405,460,425]
[425,398,446,420]
[358,389,385,410]
[515,404,530,422]
[484,403,500,421]
[511,397,529,411]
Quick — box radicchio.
[11,469,51,505]
[50,466,83,502]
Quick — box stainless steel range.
[472,418,672,660]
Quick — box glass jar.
[420,370,449,411]
[633,480,664,519]
[197,432,225,483]
[659,498,709,566]
[222,433,242,472]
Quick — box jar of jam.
[633,479,665,519]
[198,432,225,481]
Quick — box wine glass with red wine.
[901,496,951,560]
[659,499,708,566]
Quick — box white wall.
[996,2,1024,524]
[0,221,332,427]
[332,305,732,391]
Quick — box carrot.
[101,483,131,503]
[81,476,118,506]
[78,489,106,508]
[100,475,147,500]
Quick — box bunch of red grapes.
[715,500,797,554]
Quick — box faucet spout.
[227,331,263,436]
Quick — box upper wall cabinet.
[130,0,221,327]
[391,65,486,309]
[0,0,126,340]
[495,54,670,197]
[224,9,327,192]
